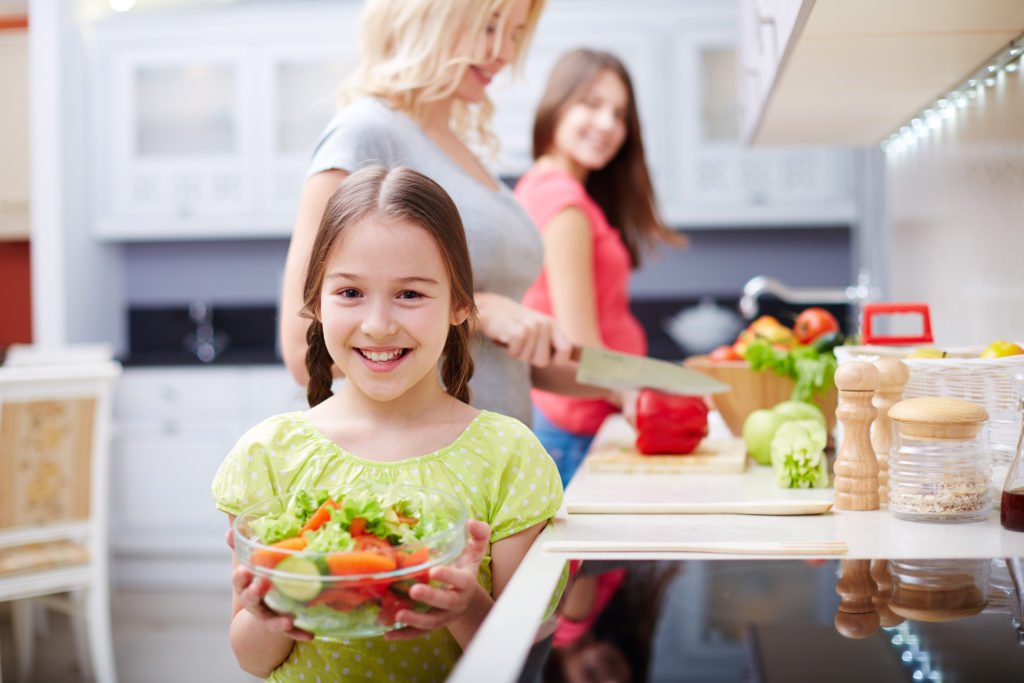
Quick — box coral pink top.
[516,166,647,436]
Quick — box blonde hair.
[340,0,546,157]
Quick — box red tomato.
[708,345,742,362]
[793,307,840,345]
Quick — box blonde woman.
[280,0,589,426]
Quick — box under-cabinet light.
[882,32,1024,154]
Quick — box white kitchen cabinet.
[491,0,855,227]
[111,366,306,589]
[91,4,359,240]
[91,0,853,237]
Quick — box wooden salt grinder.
[834,559,881,639]
[871,359,910,505]
[834,361,880,511]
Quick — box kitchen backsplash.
[887,68,1024,345]
[119,227,852,306]
[126,304,278,365]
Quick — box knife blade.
[575,346,730,395]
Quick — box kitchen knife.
[574,346,730,395]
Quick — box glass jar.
[888,559,990,622]
[887,397,990,523]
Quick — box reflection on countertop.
[540,557,1024,683]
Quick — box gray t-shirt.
[307,97,542,425]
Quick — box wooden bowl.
[683,356,838,436]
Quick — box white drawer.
[115,367,247,424]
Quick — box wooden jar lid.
[887,397,988,439]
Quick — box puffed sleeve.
[487,417,564,543]
[211,416,293,516]
[515,171,592,235]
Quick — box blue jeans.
[532,408,595,487]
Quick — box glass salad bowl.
[233,484,468,640]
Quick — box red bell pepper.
[634,389,709,455]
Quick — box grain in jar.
[887,397,990,523]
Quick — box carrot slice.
[396,547,429,568]
[250,536,307,569]
[326,551,397,575]
[298,498,339,535]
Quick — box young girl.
[517,48,685,484]
[280,0,592,429]
[214,166,563,681]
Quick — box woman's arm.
[527,205,612,398]
[280,169,349,385]
[474,292,576,368]
[541,206,603,348]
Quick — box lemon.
[980,339,1024,358]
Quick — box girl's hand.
[385,519,491,640]
[232,564,314,641]
[476,293,575,368]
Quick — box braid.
[440,321,474,404]
[304,320,334,407]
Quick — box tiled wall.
[887,67,1024,346]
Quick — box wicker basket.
[834,345,1024,486]
[683,356,838,437]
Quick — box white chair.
[0,355,121,683]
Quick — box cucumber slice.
[271,556,322,602]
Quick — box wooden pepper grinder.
[870,559,904,627]
[834,559,881,639]
[871,359,910,505]
[834,361,880,510]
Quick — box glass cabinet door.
[670,30,855,225]
[107,47,254,228]
[262,44,356,215]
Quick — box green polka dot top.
[211,410,563,682]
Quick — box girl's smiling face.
[453,0,531,104]
[550,68,630,176]
[319,215,464,405]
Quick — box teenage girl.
[215,166,563,681]
[517,48,685,484]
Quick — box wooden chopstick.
[542,540,848,555]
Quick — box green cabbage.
[770,419,829,489]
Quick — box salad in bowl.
[233,484,468,639]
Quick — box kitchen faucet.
[738,268,874,335]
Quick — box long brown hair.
[300,166,476,407]
[531,48,685,267]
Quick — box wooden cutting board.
[585,436,747,474]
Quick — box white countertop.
[450,413,1024,683]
